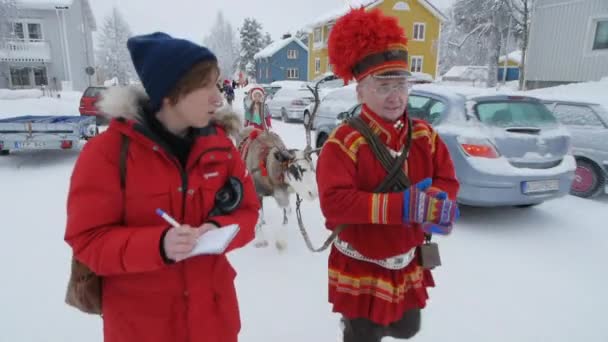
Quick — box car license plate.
[14,141,46,149]
[522,180,560,194]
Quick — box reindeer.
[235,127,318,250]
[215,108,319,251]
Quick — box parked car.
[542,99,608,198]
[79,86,108,125]
[267,87,315,122]
[316,85,575,207]
[314,84,358,146]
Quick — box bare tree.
[203,11,240,81]
[507,0,535,90]
[451,0,514,87]
[95,7,135,85]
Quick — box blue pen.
[155,208,181,228]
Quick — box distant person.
[244,86,271,130]
[223,80,235,106]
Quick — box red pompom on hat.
[328,7,410,84]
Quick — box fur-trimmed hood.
[97,85,242,137]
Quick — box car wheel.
[570,158,605,198]
[0,150,9,156]
[316,133,328,148]
[281,108,289,122]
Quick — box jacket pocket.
[196,151,232,219]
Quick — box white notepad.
[187,224,240,257]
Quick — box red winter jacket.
[317,106,459,259]
[64,87,260,342]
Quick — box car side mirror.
[336,111,348,120]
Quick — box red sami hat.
[249,86,265,100]
[328,7,410,84]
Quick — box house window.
[413,23,425,41]
[393,1,411,11]
[12,23,24,39]
[10,67,31,87]
[314,27,322,44]
[33,67,48,86]
[287,49,298,59]
[11,21,43,41]
[266,67,269,79]
[287,68,299,79]
[592,20,608,50]
[410,56,423,72]
[325,24,334,43]
[315,58,321,74]
[28,23,42,40]
[327,58,332,72]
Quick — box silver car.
[316,85,575,207]
[267,87,315,122]
[542,99,608,198]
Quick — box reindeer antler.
[304,78,324,150]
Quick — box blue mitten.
[403,178,459,227]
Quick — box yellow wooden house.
[306,0,447,81]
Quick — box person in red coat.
[316,9,460,342]
[64,32,260,342]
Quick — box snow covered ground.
[0,86,607,342]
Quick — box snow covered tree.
[262,32,273,48]
[239,18,264,77]
[0,0,17,43]
[203,11,240,81]
[451,0,514,87]
[439,8,489,75]
[295,29,309,42]
[95,7,135,86]
[507,0,535,89]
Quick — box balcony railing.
[0,39,51,62]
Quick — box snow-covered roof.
[409,72,434,82]
[307,0,447,28]
[16,0,73,9]
[307,0,382,28]
[254,36,308,59]
[442,65,488,81]
[16,0,96,30]
[499,50,522,65]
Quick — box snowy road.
[0,89,606,342]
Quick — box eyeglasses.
[369,82,412,96]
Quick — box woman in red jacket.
[64,32,260,342]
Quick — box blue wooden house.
[254,34,308,83]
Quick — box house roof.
[307,0,382,28]
[254,36,308,59]
[17,0,74,10]
[499,50,522,65]
[307,0,447,28]
[16,0,96,30]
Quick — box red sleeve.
[316,131,404,229]
[64,138,168,276]
[206,145,260,252]
[428,130,460,200]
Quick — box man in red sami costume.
[316,7,460,342]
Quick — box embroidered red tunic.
[316,104,459,325]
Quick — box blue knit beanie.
[127,32,217,113]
